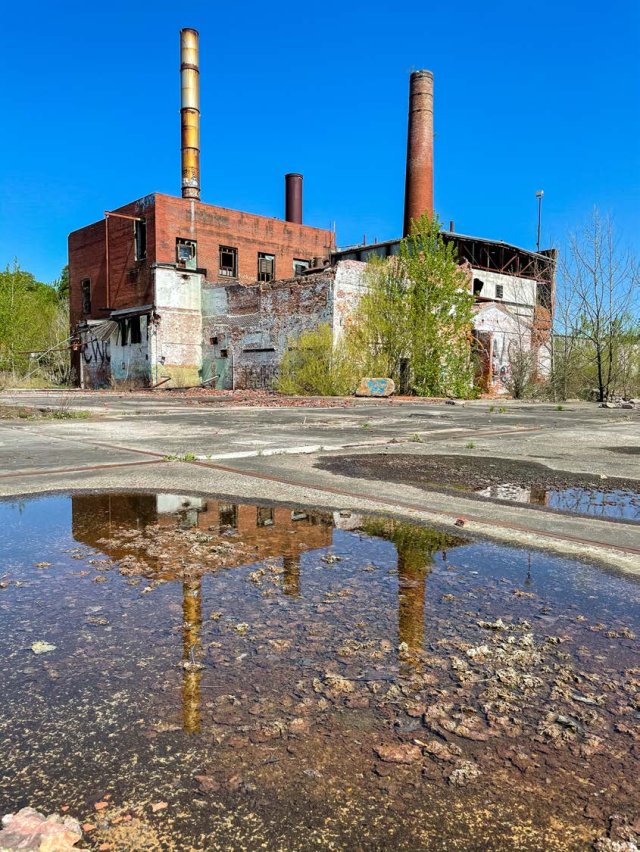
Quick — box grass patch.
[164,452,198,462]
[464,441,476,449]
[0,405,91,421]
[408,433,423,443]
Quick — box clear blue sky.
[1,0,638,283]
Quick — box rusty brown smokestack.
[180,28,200,200]
[403,70,434,236]
[285,173,303,224]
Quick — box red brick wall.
[154,194,334,284]
[68,195,157,329]
[68,192,334,332]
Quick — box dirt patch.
[318,453,640,494]
[607,446,640,456]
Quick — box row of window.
[212,242,310,282]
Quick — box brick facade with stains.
[68,193,335,387]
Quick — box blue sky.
[0,0,638,283]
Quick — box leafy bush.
[275,324,360,396]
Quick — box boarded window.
[134,219,147,261]
[495,284,504,299]
[257,252,275,283]
[81,279,91,315]
[293,258,310,276]
[176,238,197,270]
[219,245,237,278]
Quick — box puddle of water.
[0,492,639,851]
[475,482,640,520]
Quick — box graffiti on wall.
[82,337,110,366]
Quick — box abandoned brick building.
[69,29,555,392]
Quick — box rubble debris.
[0,807,82,851]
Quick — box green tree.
[350,214,475,397]
[0,260,62,382]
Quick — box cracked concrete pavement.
[0,390,638,572]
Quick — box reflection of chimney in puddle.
[397,539,428,656]
[283,554,301,597]
[182,578,202,734]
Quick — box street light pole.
[536,190,544,252]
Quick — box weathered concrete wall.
[202,269,336,390]
[110,314,152,385]
[331,260,367,344]
[78,323,112,389]
[151,267,203,388]
[470,268,537,306]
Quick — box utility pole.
[536,190,544,252]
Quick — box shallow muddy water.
[0,492,639,851]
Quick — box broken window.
[218,503,238,529]
[219,245,237,278]
[257,252,275,283]
[129,316,142,345]
[120,319,128,346]
[81,279,91,315]
[293,258,310,276]
[256,507,274,528]
[134,218,147,261]
[176,238,197,270]
[473,278,484,296]
[495,284,504,299]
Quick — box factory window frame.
[257,252,275,283]
[256,507,274,528]
[129,316,142,345]
[176,238,197,269]
[219,503,238,529]
[219,245,237,278]
[134,218,147,261]
[120,319,129,346]
[293,258,310,276]
[81,279,91,315]
[495,284,504,299]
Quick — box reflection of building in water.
[476,483,549,507]
[71,493,333,732]
[71,494,333,572]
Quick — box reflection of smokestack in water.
[180,28,200,200]
[182,578,202,733]
[283,554,301,596]
[403,70,434,236]
[397,541,428,655]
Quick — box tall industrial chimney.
[403,70,434,236]
[285,173,303,224]
[180,28,200,200]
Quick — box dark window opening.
[242,346,276,353]
[256,507,274,527]
[120,319,128,346]
[134,218,147,261]
[210,336,218,346]
[219,348,228,358]
[473,278,484,296]
[495,284,504,299]
[81,279,91,315]
[257,252,275,283]
[176,238,197,270]
[293,258,310,276]
[130,316,142,345]
[219,245,237,278]
[219,503,238,529]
